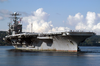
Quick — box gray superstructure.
[5,12,95,52]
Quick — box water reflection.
[6,47,100,57]
[7,49,79,56]
[0,46,100,66]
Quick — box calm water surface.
[0,46,100,66]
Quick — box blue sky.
[0,0,100,34]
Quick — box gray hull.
[5,32,95,52]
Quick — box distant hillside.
[0,31,12,46]
[0,31,100,46]
[79,35,100,46]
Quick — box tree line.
[0,31,11,46]
[79,35,100,46]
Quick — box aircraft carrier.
[4,12,95,52]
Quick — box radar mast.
[8,12,22,35]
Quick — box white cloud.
[67,13,84,26]
[75,22,86,31]
[86,12,96,28]
[51,27,70,32]
[22,8,70,33]
[0,10,12,22]
[0,10,12,18]
[33,8,49,21]
[0,16,3,20]
[67,12,100,35]
[98,14,100,17]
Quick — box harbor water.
[0,46,100,66]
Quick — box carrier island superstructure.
[5,12,95,52]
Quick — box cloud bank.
[67,12,100,34]
[0,10,12,20]
[22,8,70,33]
[22,8,100,35]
